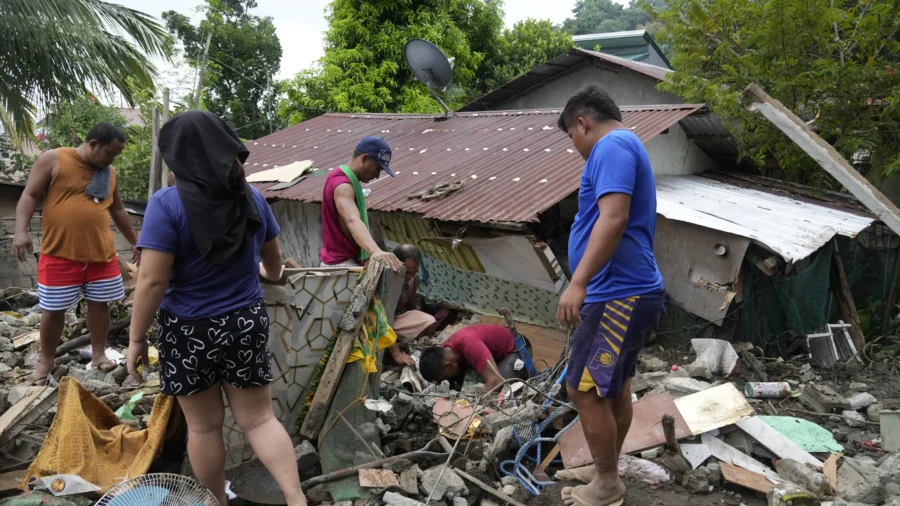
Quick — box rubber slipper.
[561,485,624,506]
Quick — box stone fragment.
[681,468,711,494]
[420,465,468,500]
[295,440,319,472]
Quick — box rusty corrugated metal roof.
[246,104,704,223]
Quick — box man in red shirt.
[419,324,528,391]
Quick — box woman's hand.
[126,338,150,384]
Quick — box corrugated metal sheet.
[656,175,875,262]
[460,48,671,112]
[247,105,704,223]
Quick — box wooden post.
[147,106,161,199]
[193,32,213,110]
[830,246,866,356]
[160,88,171,188]
[298,257,387,439]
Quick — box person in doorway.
[419,324,530,391]
[555,86,667,506]
[391,244,437,342]
[320,136,413,366]
[12,123,139,384]
[125,111,306,506]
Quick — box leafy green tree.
[0,0,171,145]
[278,0,505,125]
[0,136,37,182]
[653,0,900,188]
[482,19,574,90]
[39,95,127,149]
[562,0,664,35]
[163,0,282,139]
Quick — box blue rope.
[499,403,579,495]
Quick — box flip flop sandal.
[561,484,624,506]
[23,371,50,386]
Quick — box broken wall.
[271,200,324,268]
[223,269,357,469]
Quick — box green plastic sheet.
[759,415,844,453]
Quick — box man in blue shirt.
[556,86,666,506]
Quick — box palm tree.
[0,0,172,146]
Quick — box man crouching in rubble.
[555,86,666,506]
[418,324,529,391]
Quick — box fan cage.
[95,473,219,506]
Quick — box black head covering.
[158,110,261,264]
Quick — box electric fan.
[94,473,219,506]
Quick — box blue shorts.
[565,292,666,398]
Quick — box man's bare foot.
[557,465,595,483]
[561,478,625,506]
[91,357,118,373]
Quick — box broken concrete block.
[453,497,468,506]
[500,476,517,487]
[482,402,540,434]
[842,410,867,428]
[384,491,426,506]
[106,365,129,386]
[375,418,391,436]
[867,404,883,422]
[0,362,11,374]
[798,364,816,383]
[421,465,468,500]
[706,463,722,485]
[640,371,669,389]
[799,384,851,413]
[295,440,319,472]
[849,382,868,391]
[501,485,517,496]
[725,430,754,456]
[400,468,419,496]
[837,457,883,505]
[305,485,332,504]
[848,392,878,410]
[685,339,738,379]
[681,468,711,494]
[82,379,115,397]
[639,356,667,373]
[662,377,712,396]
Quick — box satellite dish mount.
[404,39,455,118]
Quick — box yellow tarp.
[21,377,173,491]
[347,297,397,373]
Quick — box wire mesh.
[95,473,219,506]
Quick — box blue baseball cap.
[356,136,394,177]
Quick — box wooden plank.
[701,432,780,480]
[359,469,399,488]
[12,330,40,350]
[735,417,822,469]
[743,83,899,236]
[298,257,388,439]
[533,444,560,481]
[823,454,840,490]
[674,383,754,435]
[720,461,775,494]
[0,386,56,446]
[559,392,691,468]
[830,249,866,358]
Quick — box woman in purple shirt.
[126,111,306,506]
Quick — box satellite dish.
[404,39,454,117]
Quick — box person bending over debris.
[556,86,667,506]
[391,244,438,342]
[125,111,306,506]
[419,324,530,391]
[12,122,140,384]
[320,136,414,367]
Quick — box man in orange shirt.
[12,123,140,383]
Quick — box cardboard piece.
[720,461,775,494]
[559,392,691,468]
[674,383,754,435]
[359,469,400,488]
[736,417,823,469]
[12,330,40,350]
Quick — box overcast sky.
[116,0,609,81]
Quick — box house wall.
[495,63,680,110]
[645,124,718,176]
[0,184,22,217]
[271,200,324,268]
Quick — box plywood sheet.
[720,461,775,494]
[674,383,754,435]
[479,315,567,370]
[559,392,691,468]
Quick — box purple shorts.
[565,292,666,398]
